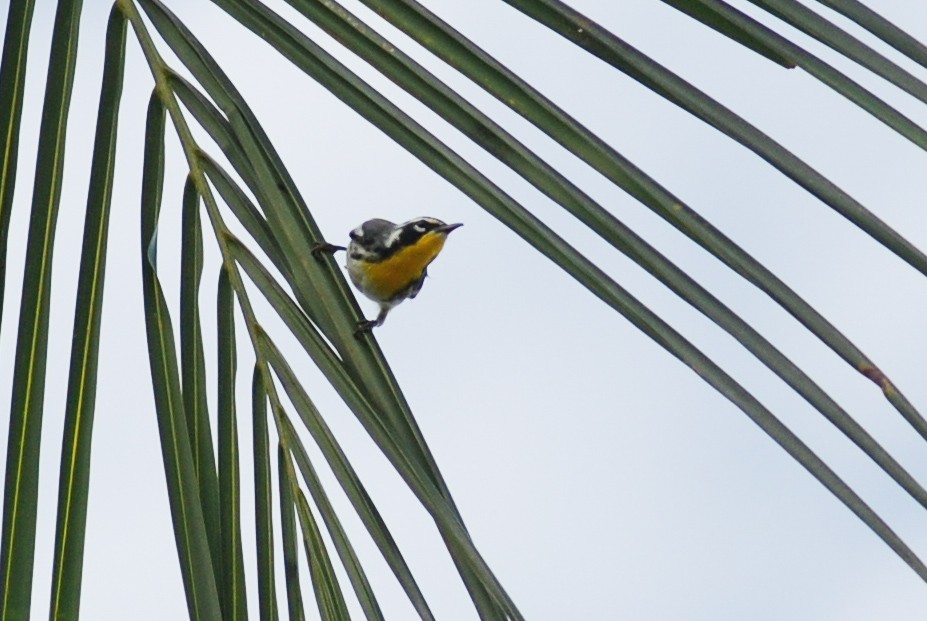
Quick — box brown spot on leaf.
[859,364,895,396]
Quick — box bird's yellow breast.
[360,231,448,300]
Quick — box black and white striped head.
[348,217,462,260]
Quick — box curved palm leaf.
[332,0,925,427]
[813,0,927,68]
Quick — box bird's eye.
[349,229,361,240]
[412,222,427,233]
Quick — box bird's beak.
[437,222,463,234]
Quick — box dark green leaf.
[503,0,927,271]
[278,444,307,621]
[139,92,223,621]
[291,485,351,621]
[180,175,222,589]
[813,0,927,70]
[49,7,126,620]
[0,0,84,617]
[251,368,279,621]
[0,0,37,331]
[217,267,249,621]
[658,0,795,66]
[744,0,927,105]
[196,152,289,283]
[281,418,387,621]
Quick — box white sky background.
[1,0,927,619]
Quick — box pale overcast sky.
[2,1,927,619]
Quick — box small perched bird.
[313,217,463,333]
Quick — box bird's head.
[349,217,462,260]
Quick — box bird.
[312,217,463,333]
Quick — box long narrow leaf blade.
[49,7,127,620]
[251,368,279,621]
[813,0,927,70]
[281,419,385,621]
[278,444,306,621]
[0,0,37,330]
[291,486,351,621]
[503,0,927,273]
[217,266,248,621]
[197,153,287,282]
[659,0,794,66]
[742,0,927,105]
[139,92,223,621]
[0,1,84,617]
[666,0,927,148]
[179,175,222,589]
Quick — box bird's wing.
[407,268,428,299]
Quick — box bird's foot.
[310,241,346,259]
[354,319,380,335]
